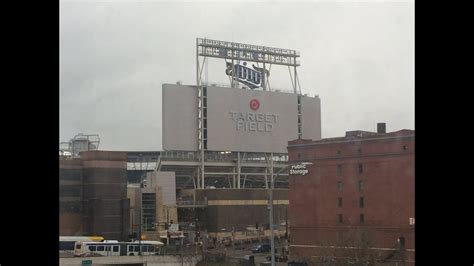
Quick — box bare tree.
[310,226,376,266]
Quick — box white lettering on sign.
[290,163,310,175]
[229,111,279,132]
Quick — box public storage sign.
[289,163,310,176]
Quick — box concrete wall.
[128,183,177,235]
[147,171,176,205]
[162,84,198,151]
[127,186,141,235]
[301,95,321,141]
[194,189,289,232]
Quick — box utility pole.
[269,153,275,266]
[285,207,288,240]
[138,154,143,256]
[269,186,275,266]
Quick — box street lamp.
[268,161,312,266]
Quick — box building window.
[113,246,119,252]
[337,164,342,175]
[358,163,363,174]
[403,145,408,151]
[337,150,342,155]
[338,197,343,207]
[59,169,82,181]
[59,187,81,197]
[360,214,365,223]
[97,246,105,251]
[142,193,157,231]
[60,202,81,213]
[358,180,364,192]
[337,181,343,191]
[358,148,362,155]
[360,197,364,208]
[338,214,343,223]
[298,153,301,159]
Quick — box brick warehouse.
[287,124,414,265]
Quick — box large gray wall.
[162,84,321,153]
[301,95,322,141]
[147,171,176,205]
[162,84,198,151]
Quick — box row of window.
[336,146,409,156]
[87,245,155,253]
[59,202,81,213]
[337,180,364,191]
[59,169,82,181]
[337,163,364,174]
[59,187,81,197]
[338,214,365,224]
[337,197,364,208]
[89,245,119,252]
[296,144,409,161]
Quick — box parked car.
[251,244,271,253]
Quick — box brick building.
[59,151,130,241]
[287,124,414,265]
[59,158,84,235]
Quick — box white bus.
[74,240,164,257]
[60,236,104,255]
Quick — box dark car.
[251,244,271,253]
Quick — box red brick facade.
[287,130,414,265]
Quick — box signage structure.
[197,38,300,67]
[194,37,306,187]
[197,37,301,92]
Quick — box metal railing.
[176,200,208,207]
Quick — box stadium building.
[60,38,322,244]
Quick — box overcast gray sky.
[60,0,414,151]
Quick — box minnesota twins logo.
[225,62,269,89]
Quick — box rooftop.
[288,129,414,147]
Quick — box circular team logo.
[249,99,260,110]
